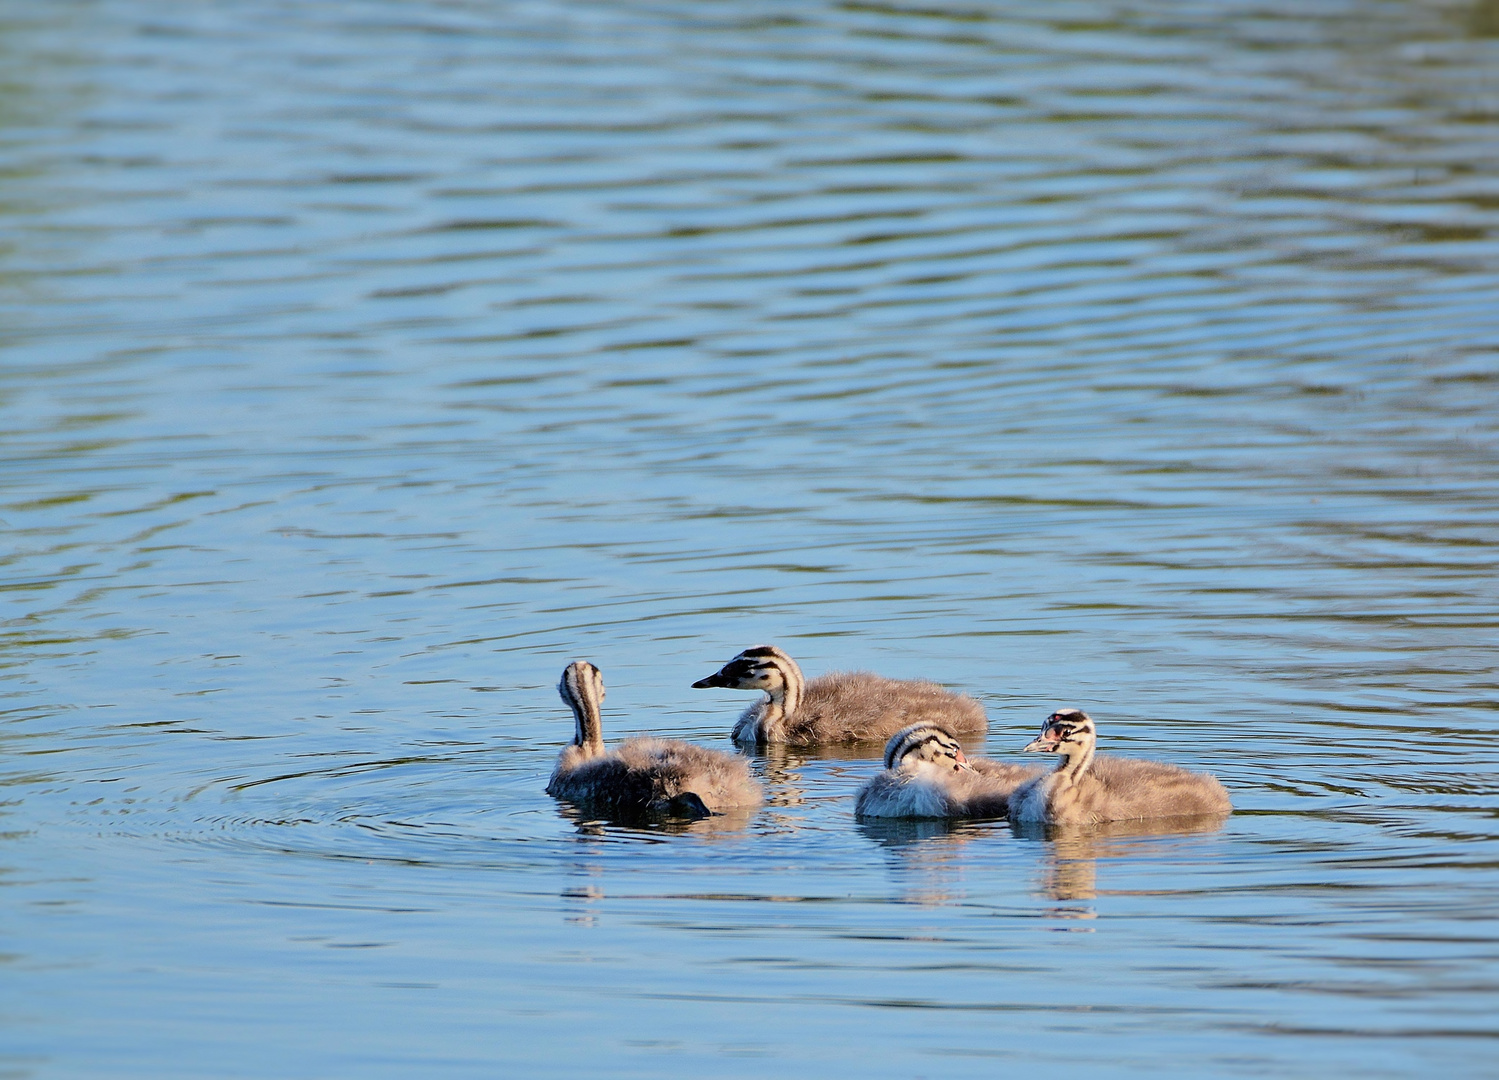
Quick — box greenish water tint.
[2,0,1497,1075]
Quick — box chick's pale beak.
[953,748,974,772]
[1021,730,1061,753]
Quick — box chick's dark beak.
[692,670,732,689]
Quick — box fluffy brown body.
[854,723,1043,819]
[548,738,762,817]
[1010,709,1231,825]
[753,670,987,745]
[694,646,987,746]
[548,661,762,818]
[855,759,1044,819]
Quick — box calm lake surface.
[3,1,1498,1076]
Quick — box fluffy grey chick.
[1008,708,1232,825]
[693,645,987,746]
[546,661,763,818]
[855,722,1043,819]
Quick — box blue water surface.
[2,1,1498,1076]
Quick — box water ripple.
[2,0,1498,1076]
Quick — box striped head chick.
[884,722,974,777]
[1021,708,1097,776]
[558,660,607,758]
[692,645,804,741]
[855,722,975,818]
[1011,706,1230,825]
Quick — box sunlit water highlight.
[2,1,1498,1076]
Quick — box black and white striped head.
[558,661,606,750]
[692,645,799,693]
[884,723,972,774]
[1021,708,1096,759]
[559,660,604,710]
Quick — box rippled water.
[3,1,1498,1075]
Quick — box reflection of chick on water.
[553,798,760,837]
[856,816,988,908]
[1034,816,1234,905]
[546,661,762,820]
[1042,832,1100,904]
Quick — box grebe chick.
[855,723,1043,819]
[692,645,987,746]
[1008,709,1231,825]
[546,661,762,818]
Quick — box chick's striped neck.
[562,664,605,757]
[1050,723,1096,787]
[748,648,803,737]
